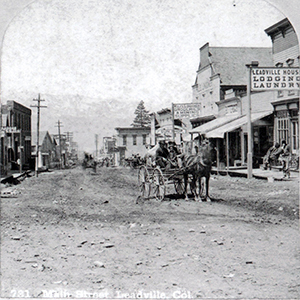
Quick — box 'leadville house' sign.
[251,67,300,90]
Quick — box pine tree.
[131,100,151,127]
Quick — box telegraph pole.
[245,61,258,179]
[64,131,73,163]
[55,120,63,169]
[95,134,98,158]
[31,94,47,177]
[65,131,73,143]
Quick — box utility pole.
[95,134,98,158]
[64,131,73,162]
[245,61,259,179]
[65,131,73,143]
[31,94,47,177]
[55,120,63,169]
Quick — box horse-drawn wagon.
[137,140,213,202]
[138,165,186,201]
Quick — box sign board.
[173,103,202,119]
[2,127,20,133]
[251,67,300,91]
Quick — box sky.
[0,0,285,152]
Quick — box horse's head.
[198,139,213,165]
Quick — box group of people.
[263,139,292,178]
[155,140,181,169]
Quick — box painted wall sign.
[251,67,300,90]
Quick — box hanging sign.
[173,103,202,119]
[2,127,20,133]
[251,67,300,91]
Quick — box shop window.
[277,116,289,143]
[133,135,137,145]
[291,121,299,151]
[122,135,127,146]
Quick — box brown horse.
[181,140,213,202]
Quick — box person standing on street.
[279,139,291,178]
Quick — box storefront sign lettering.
[173,103,202,119]
[251,67,300,90]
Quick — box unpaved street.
[1,167,299,299]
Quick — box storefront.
[272,98,299,154]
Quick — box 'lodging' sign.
[173,103,202,119]
[251,67,300,91]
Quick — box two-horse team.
[144,139,213,202]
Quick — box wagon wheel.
[138,166,151,198]
[152,168,166,201]
[173,177,185,195]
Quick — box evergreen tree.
[131,100,151,127]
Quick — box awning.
[206,111,273,138]
[189,114,240,134]
[190,114,215,123]
[156,125,186,134]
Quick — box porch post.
[241,130,245,164]
[216,138,220,174]
[246,64,253,178]
[226,131,229,174]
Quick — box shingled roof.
[198,44,273,86]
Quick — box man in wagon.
[167,141,180,168]
[155,140,169,168]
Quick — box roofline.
[264,18,290,36]
[115,126,151,130]
[200,42,209,51]
[271,97,299,106]
[209,46,272,50]
[157,108,171,114]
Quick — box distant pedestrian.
[279,140,291,178]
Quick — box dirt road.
[1,167,299,299]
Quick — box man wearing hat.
[279,139,291,178]
[167,141,181,168]
[156,140,169,168]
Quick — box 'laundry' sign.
[251,67,300,90]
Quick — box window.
[291,121,299,151]
[142,134,147,145]
[277,90,284,98]
[133,135,137,145]
[122,135,127,146]
[275,63,284,98]
[277,114,289,143]
[286,58,294,66]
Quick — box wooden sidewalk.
[211,167,299,181]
